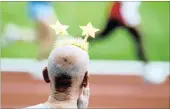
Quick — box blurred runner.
[89,1,168,84]
[27,1,57,60]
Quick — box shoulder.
[23,104,48,109]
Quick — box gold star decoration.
[50,21,69,36]
[80,22,100,42]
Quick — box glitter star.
[80,22,99,40]
[50,21,69,36]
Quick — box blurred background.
[1,1,170,108]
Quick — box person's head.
[42,39,89,101]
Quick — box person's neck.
[44,94,78,108]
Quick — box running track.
[2,72,169,108]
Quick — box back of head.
[47,42,89,94]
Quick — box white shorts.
[120,2,141,27]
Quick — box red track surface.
[2,72,170,108]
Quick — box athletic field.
[1,2,170,108]
[1,2,169,61]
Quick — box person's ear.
[42,67,50,83]
[82,71,89,88]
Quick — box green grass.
[1,2,169,61]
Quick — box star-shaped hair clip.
[50,21,69,37]
[80,22,100,42]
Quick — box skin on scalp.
[45,44,90,108]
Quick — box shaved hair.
[47,45,89,92]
